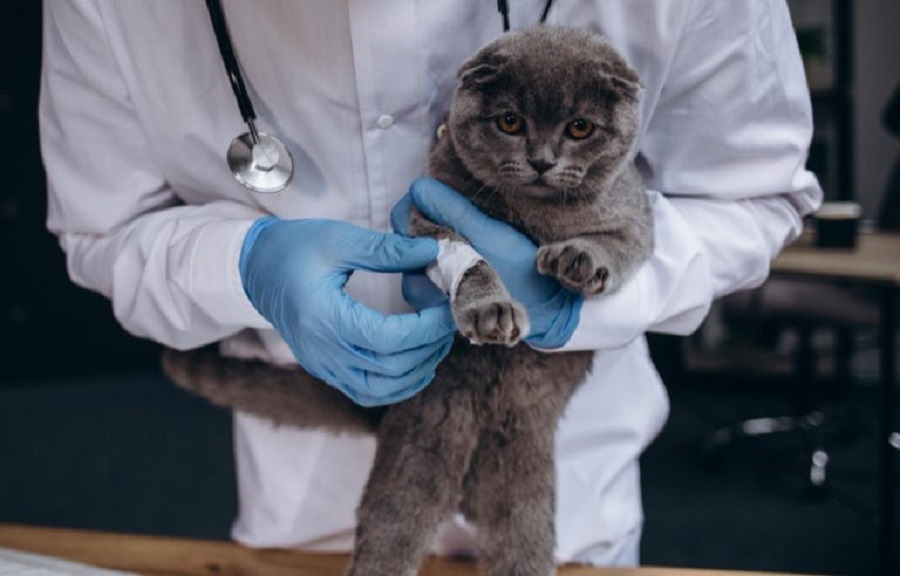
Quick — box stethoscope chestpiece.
[227,131,294,193]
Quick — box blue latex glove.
[390,178,583,349]
[240,217,456,407]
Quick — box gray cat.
[163,27,653,576]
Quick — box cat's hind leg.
[464,405,558,576]
[346,377,479,576]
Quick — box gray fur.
[163,27,652,576]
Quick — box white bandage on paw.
[426,239,485,301]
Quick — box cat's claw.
[536,240,611,295]
[457,299,530,347]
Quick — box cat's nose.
[528,159,556,174]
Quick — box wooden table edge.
[0,524,815,576]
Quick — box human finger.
[389,193,413,236]
[337,296,455,354]
[346,338,453,407]
[335,227,439,272]
[340,333,455,379]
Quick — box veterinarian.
[40,1,821,566]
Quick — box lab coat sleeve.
[40,0,271,350]
[561,0,823,351]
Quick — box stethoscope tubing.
[205,0,257,133]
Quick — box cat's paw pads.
[536,241,610,295]
[457,299,530,347]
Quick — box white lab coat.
[40,0,821,565]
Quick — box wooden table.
[771,230,900,576]
[0,524,797,576]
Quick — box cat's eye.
[566,119,594,139]
[496,112,524,135]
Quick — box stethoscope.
[205,0,293,193]
[205,0,554,194]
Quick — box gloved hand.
[390,178,583,349]
[240,217,456,407]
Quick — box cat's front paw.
[456,298,530,347]
[536,240,611,295]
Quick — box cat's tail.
[161,347,379,435]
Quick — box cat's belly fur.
[419,339,593,440]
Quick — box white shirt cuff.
[555,267,649,352]
[186,219,272,330]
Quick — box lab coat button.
[376,115,394,129]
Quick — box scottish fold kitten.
[163,26,652,576]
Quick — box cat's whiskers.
[498,161,528,186]
[556,165,585,189]
[491,182,513,204]
[468,180,503,211]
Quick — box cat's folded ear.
[604,73,642,102]
[458,53,509,89]
[589,37,642,102]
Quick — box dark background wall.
[0,4,159,381]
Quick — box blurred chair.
[706,279,878,489]
[704,81,900,490]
